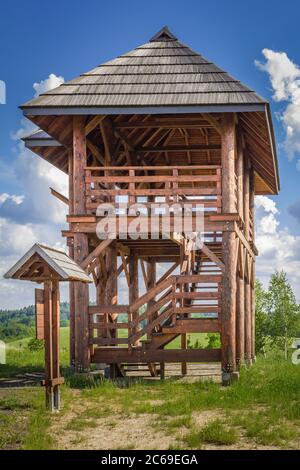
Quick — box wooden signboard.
[35,288,44,340]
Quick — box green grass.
[0,327,70,378]
[1,332,300,450]
[184,419,238,448]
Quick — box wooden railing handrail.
[85,165,221,171]
[86,175,220,183]
[90,272,223,346]
[129,276,175,313]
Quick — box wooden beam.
[236,275,245,367]
[140,259,148,287]
[156,262,179,284]
[114,119,216,129]
[92,348,221,364]
[136,144,221,153]
[50,187,69,205]
[146,259,156,330]
[121,253,130,287]
[68,150,76,368]
[163,318,220,334]
[236,131,244,221]
[129,252,139,342]
[81,238,113,271]
[86,140,105,165]
[85,115,105,136]
[73,116,90,371]
[221,113,237,383]
[203,114,222,135]
[201,243,224,270]
[100,117,115,165]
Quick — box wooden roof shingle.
[21,26,266,111]
[4,244,92,283]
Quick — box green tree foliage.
[266,271,300,359]
[0,303,70,341]
[255,280,269,355]
[255,272,300,358]
[206,333,221,349]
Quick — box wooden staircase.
[89,267,222,369]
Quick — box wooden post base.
[160,362,165,380]
[222,371,239,386]
[45,385,60,412]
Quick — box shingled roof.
[21,26,266,112]
[4,244,92,283]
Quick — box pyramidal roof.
[4,243,91,283]
[21,26,266,112]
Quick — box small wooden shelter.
[17,26,279,384]
[4,244,91,410]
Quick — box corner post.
[73,115,90,372]
[244,156,252,366]
[236,132,245,368]
[221,113,237,385]
[68,150,76,368]
[250,167,256,363]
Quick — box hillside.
[0,303,70,341]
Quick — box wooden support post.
[147,259,157,374]
[243,157,252,366]
[250,167,256,362]
[105,243,118,340]
[52,280,60,410]
[221,113,238,385]
[129,252,139,342]
[73,116,90,372]
[147,259,156,330]
[244,277,252,366]
[68,150,76,368]
[236,132,245,368]
[244,157,250,240]
[236,132,244,222]
[181,334,187,375]
[160,362,165,380]
[44,280,62,411]
[236,275,245,367]
[44,281,53,410]
[251,262,256,363]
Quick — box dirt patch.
[53,413,177,450]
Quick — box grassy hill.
[0,303,70,342]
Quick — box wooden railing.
[85,165,222,215]
[88,273,221,348]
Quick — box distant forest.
[0,302,70,341]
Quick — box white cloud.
[0,193,24,205]
[255,49,300,165]
[255,196,300,299]
[255,195,278,215]
[33,73,64,97]
[0,73,68,309]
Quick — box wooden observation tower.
[20,27,279,384]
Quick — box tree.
[255,280,269,356]
[266,271,300,359]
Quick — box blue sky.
[1,0,300,307]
